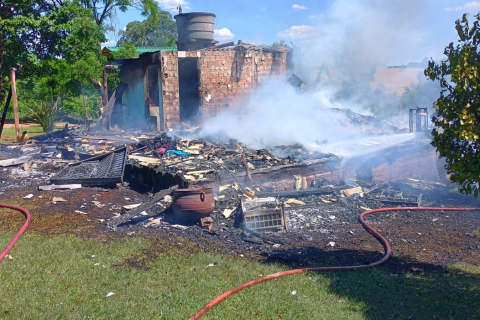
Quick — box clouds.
[101,40,116,47]
[277,25,320,39]
[292,4,307,11]
[445,6,463,11]
[214,28,235,41]
[445,1,480,12]
[155,0,190,11]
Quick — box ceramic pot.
[172,187,215,221]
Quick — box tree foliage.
[425,13,480,197]
[0,1,75,98]
[0,1,106,98]
[114,42,139,59]
[78,0,159,27]
[117,8,177,47]
[1,1,107,122]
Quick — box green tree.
[11,2,107,122]
[78,0,159,27]
[0,1,79,102]
[425,13,480,196]
[114,42,139,59]
[117,8,177,47]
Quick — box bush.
[28,101,60,133]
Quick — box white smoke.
[196,0,443,157]
[301,0,431,71]
[200,79,363,150]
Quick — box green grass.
[0,125,63,143]
[1,233,479,319]
[2,126,45,137]
[474,229,480,240]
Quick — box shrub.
[29,100,60,133]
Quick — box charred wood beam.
[94,82,127,130]
[377,199,419,206]
[107,185,179,229]
[241,153,252,182]
[255,188,337,198]
[233,157,338,178]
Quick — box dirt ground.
[1,158,479,275]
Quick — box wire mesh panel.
[50,146,128,186]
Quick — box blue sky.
[105,0,480,65]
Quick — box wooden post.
[0,85,12,140]
[103,67,108,106]
[10,68,20,140]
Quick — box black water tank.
[174,12,217,51]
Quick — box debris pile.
[1,121,474,260]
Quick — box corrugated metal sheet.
[121,67,147,130]
[104,46,177,53]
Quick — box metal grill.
[245,211,284,230]
[50,146,128,186]
[241,197,286,232]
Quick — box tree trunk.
[0,30,5,105]
[90,78,108,103]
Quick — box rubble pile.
[0,125,478,264]
[125,132,332,184]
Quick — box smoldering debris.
[1,126,477,269]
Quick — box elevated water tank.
[174,12,218,51]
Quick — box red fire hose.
[189,206,479,320]
[0,203,31,262]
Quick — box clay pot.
[172,187,215,221]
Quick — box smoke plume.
[198,0,442,157]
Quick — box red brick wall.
[373,148,438,182]
[198,48,288,121]
[160,51,180,129]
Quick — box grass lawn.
[1,233,479,320]
[0,125,63,143]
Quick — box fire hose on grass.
[0,203,31,262]
[189,206,480,320]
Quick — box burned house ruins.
[1,10,477,270]
[104,12,290,131]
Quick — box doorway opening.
[178,58,201,124]
[146,64,163,131]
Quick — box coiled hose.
[0,203,31,262]
[189,206,479,320]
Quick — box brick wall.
[198,48,288,121]
[373,148,438,182]
[160,51,180,129]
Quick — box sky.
[104,0,480,65]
